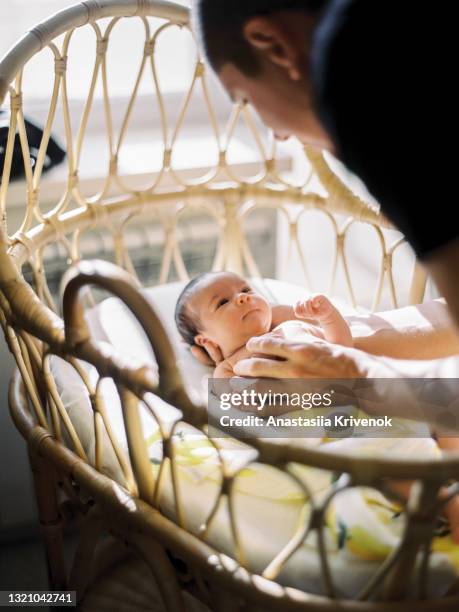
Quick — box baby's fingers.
[294,299,311,319]
[294,302,303,318]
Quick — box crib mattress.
[49,279,459,597]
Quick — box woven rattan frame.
[1,1,459,609]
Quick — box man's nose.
[236,292,251,305]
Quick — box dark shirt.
[311,0,456,259]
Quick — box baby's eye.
[242,287,252,293]
[217,298,229,308]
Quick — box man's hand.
[232,329,369,378]
[230,328,459,429]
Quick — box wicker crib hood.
[1,1,459,610]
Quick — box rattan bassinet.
[1,1,459,610]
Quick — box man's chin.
[299,134,335,154]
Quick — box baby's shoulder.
[227,345,252,368]
[213,359,233,378]
[214,346,251,378]
[214,346,251,377]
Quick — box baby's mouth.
[242,308,260,320]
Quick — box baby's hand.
[294,294,336,321]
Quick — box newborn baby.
[175,271,352,377]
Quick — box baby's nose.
[236,292,251,305]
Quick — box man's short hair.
[194,0,328,76]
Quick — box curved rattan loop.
[0,1,188,105]
[61,258,202,416]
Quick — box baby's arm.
[295,295,353,347]
[271,304,317,327]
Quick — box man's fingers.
[246,333,327,358]
[229,376,255,391]
[233,356,324,378]
[245,335,290,358]
[233,357,293,378]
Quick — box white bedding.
[49,278,459,597]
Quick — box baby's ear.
[194,335,222,364]
[194,334,207,348]
[195,334,218,351]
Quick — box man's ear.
[242,16,302,81]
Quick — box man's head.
[175,271,272,359]
[193,0,332,148]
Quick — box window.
[1,0,240,205]
[1,0,194,99]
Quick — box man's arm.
[274,298,459,360]
[423,239,459,335]
[231,333,459,430]
[351,298,459,360]
[233,333,459,380]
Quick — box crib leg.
[128,532,187,612]
[209,584,245,612]
[28,446,67,590]
[67,504,104,604]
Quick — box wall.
[0,347,37,538]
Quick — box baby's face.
[190,272,272,357]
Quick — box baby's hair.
[175,271,222,346]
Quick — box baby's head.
[175,271,272,360]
